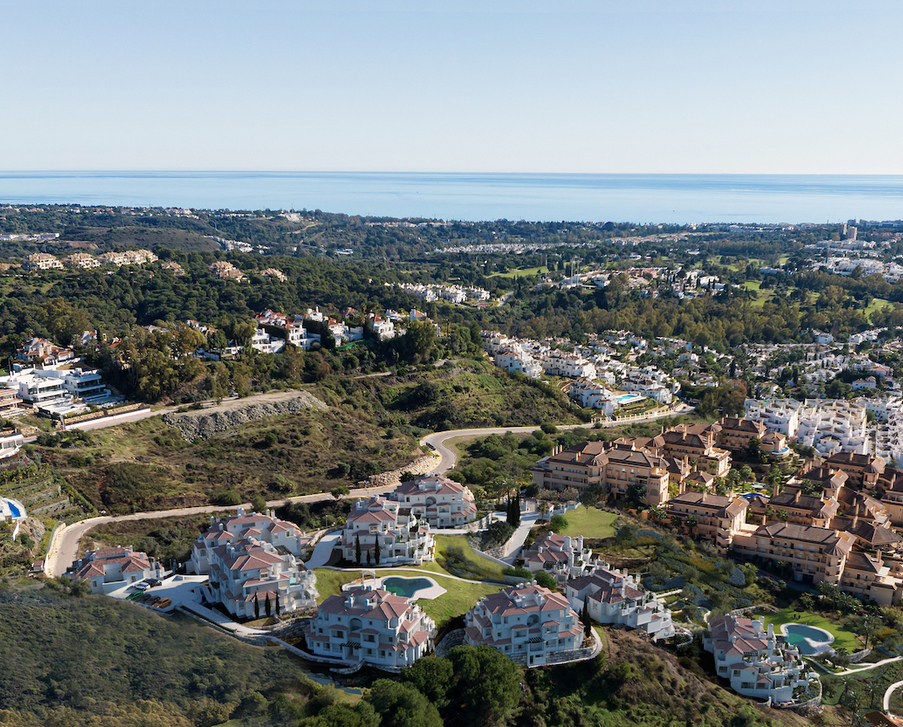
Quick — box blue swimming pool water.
[381,577,433,598]
[8,502,20,517]
[783,624,833,655]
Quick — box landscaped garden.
[761,609,860,653]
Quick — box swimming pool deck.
[342,574,447,600]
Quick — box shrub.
[549,514,569,531]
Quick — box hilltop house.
[305,581,435,668]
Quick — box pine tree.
[355,532,362,565]
[374,536,381,565]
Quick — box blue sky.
[2,0,901,174]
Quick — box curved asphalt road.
[46,405,690,577]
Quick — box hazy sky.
[3,0,901,174]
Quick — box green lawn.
[740,281,762,291]
[424,535,508,581]
[761,609,861,652]
[865,297,893,323]
[555,506,618,538]
[492,265,548,279]
[313,566,500,628]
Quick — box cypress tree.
[275,593,280,617]
[254,593,260,619]
[374,536,381,565]
[355,532,362,565]
[265,593,272,617]
[581,600,592,638]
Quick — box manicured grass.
[492,265,548,279]
[761,609,861,652]
[313,566,500,628]
[555,506,618,539]
[865,297,893,322]
[425,535,508,581]
[740,281,762,291]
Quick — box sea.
[1,171,902,224]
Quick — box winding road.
[44,405,690,578]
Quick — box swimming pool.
[0,497,24,519]
[378,576,446,600]
[781,623,834,655]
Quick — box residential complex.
[463,582,584,667]
[521,532,594,582]
[391,475,478,528]
[305,581,435,668]
[565,563,675,640]
[704,615,811,704]
[341,496,435,565]
[189,509,318,618]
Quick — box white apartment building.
[565,563,675,640]
[22,253,63,271]
[391,475,478,528]
[189,509,313,573]
[463,582,584,667]
[341,496,435,565]
[305,582,435,668]
[522,532,594,582]
[569,378,617,415]
[540,352,596,378]
[201,536,318,618]
[250,328,286,354]
[66,252,101,269]
[703,615,811,704]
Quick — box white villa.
[391,475,478,528]
[521,532,594,583]
[305,581,435,668]
[703,615,811,704]
[341,496,435,565]
[463,582,584,667]
[71,546,166,594]
[565,563,675,640]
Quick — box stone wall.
[434,628,466,658]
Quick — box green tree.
[250,494,267,513]
[265,593,271,617]
[374,536,381,566]
[368,679,442,727]
[447,645,522,726]
[402,656,454,710]
[581,599,592,639]
[355,532,362,565]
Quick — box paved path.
[809,654,903,677]
[885,679,903,714]
[420,406,693,475]
[500,512,541,564]
[46,405,693,577]
[44,483,399,578]
[304,530,343,569]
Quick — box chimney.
[795,490,801,504]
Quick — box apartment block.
[306,582,435,668]
[463,583,584,667]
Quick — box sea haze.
[1,172,902,224]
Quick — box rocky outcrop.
[163,391,328,440]
[354,453,440,490]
